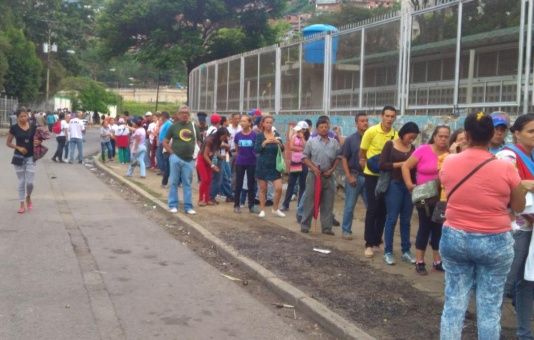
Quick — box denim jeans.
[168,154,194,211]
[100,141,113,161]
[211,159,233,199]
[126,145,146,177]
[69,138,83,162]
[384,180,413,254]
[440,227,514,340]
[508,230,534,340]
[341,173,367,235]
[156,145,170,186]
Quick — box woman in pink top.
[281,121,309,211]
[439,112,532,340]
[402,125,450,275]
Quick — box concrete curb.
[92,156,375,340]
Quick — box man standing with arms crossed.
[340,113,369,240]
[359,106,397,257]
[163,106,200,215]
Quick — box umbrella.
[313,168,321,233]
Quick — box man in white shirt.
[147,112,158,169]
[68,111,86,164]
[227,113,242,154]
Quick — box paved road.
[0,129,306,340]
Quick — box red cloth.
[196,156,213,203]
[313,172,321,220]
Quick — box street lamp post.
[44,29,57,106]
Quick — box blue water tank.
[302,24,339,64]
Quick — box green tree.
[60,76,122,114]
[98,0,287,78]
[0,33,10,91]
[3,28,42,103]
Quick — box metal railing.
[0,96,18,128]
[189,0,534,116]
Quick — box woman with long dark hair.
[6,107,39,213]
[255,116,285,218]
[497,113,534,339]
[233,116,257,213]
[197,127,230,206]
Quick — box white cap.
[293,121,309,132]
[145,111,153,116]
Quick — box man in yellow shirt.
[359,106,397,258]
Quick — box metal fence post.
[275,46,281,115]
[214,63,218,112]
[239,56,245,114]
[323,34,332,115]
[359,28,365,109]
[453,1,463,108]
[524,0,533,113]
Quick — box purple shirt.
[235,131,257,166]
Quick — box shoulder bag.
[431,157,495,224]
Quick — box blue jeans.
[168,154,194,211]
[508,230,534,340]
[100,141,113,161]
[69,138,83,162]
[126,145,146,177]
[341,174,367,235]
[156,145,170,185]
[439,227,514,340]
[383,180,413,254]
[211,159,233,199]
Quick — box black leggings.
[235,164,256,208]
[415,205,442,251]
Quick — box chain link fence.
[0,96,18,128]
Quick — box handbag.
[276,145,286,173]
[431,157,495,224]
[412,180,440,216]
[375,171,391,198]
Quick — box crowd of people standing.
[8,104,534,339]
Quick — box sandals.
[17,207,25,214]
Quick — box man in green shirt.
[163,106,201,214]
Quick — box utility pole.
[155,71,161,112]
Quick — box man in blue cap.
[489,111,510,155]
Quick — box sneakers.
[169,207,178,213]
[415,262,428,275]
[384,253,395,265]
[401,252,416,264]
[364,247,374,258]
[186,209,196,215]
[233,206,241,214]
[272,209,286,217]
[433,261,445,272]
[332,218,340,227]
[322,230,335,236]
[258,210,265,218]
[341,233,353,240]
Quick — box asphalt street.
[0,128,307,340]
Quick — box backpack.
[52,121,62,134]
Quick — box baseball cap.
[145,111,153,116]
[210,113,222,124]
[118,118,125,124]
[491,112,510,128]
[293,121,309,131]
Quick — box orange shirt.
[440,148,521,234]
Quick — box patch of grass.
[121,101,183,116]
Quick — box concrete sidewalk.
[99,158,519,331]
